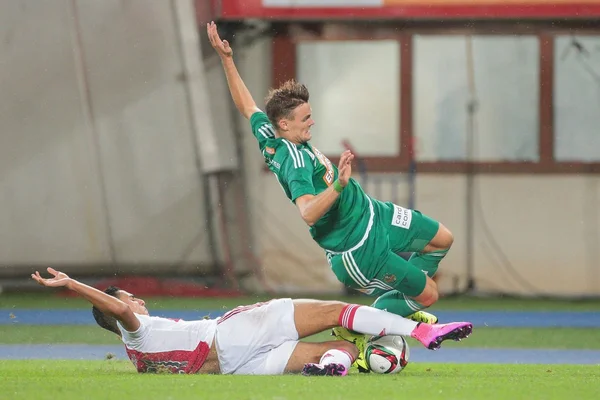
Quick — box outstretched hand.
[31,267,71,288]
[206,21,233,58]
[337,150,354,187]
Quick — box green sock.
[371,290,425,318]
[408,249,449,278]
[370,250,449,318]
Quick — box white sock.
[339,304,418,336]
[319,349,353,370]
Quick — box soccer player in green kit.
[208,22,456,371]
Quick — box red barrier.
[216,0,600,19]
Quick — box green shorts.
[326,198,439,297]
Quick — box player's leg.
[327,246,438,321]
[232,339,356,376]
[284,341,358,376]
[292,298,419,358]
[371,289,437,323]
[292,298,432,338]
[325,251,370,293]
[370,251,439,317]
[376,206,449,320]
[291,299,472,351]
[326,240,436,365]
[223,300,355,376]
[388,207,451,279]
[216,299,299,375]
[407,220,454,279]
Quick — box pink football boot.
[302,363,348,376]
[411,322,473,350]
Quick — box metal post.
[465,35,477,293]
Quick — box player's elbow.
[300,211,317,227]
[296,196,316,226]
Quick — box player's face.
[118,290,149,315]
[286,102,314,143]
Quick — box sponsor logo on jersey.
[142,360,188,374]
[383,273,397,284]
[311,146,335,185]
[265,147,276,155]
[267,159,281,169]
[391,205,412,229]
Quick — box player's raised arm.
[207,21,259,120]
[31,267,140,332]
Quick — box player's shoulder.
[251,110,276,142]
[272,138,296,156]
[136,314,174,326]
[131,313,153,326]
[117,313,149,338]
[250,109,271,126]
[275,139,313,170]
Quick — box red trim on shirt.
[125,340,210,374]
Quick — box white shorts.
[215,298,299,375]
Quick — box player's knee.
[419,290,439,307]
[415,280,439,307]
[425,225,454,252]
[437,225,454,249]
[333,341,359,360]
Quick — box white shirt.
[117,314,217,374]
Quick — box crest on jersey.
[265,147,276,155]
[383,273,397,284]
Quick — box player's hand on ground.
[207,21,233,58]
[337,150,354,187]
[31,267,71,288]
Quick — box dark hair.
[92,286,121,335]
[265,79,310,128]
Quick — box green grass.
[1,325,598,349]
[2,292,600,311]
[1,361,598,400]
[1,294,597,400]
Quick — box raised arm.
[31,267,140,332]
[207,21,258,120]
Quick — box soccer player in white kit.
[32,268,472,376]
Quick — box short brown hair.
[265,80,310,128]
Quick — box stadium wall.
[0,0,222,276]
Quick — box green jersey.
[250,111,370,252]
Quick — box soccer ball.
[364,335,410,374]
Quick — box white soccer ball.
[365,335,410,374]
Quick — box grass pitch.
[2,360,598,400]
[1,325,599,350]
[2,293,598,400]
